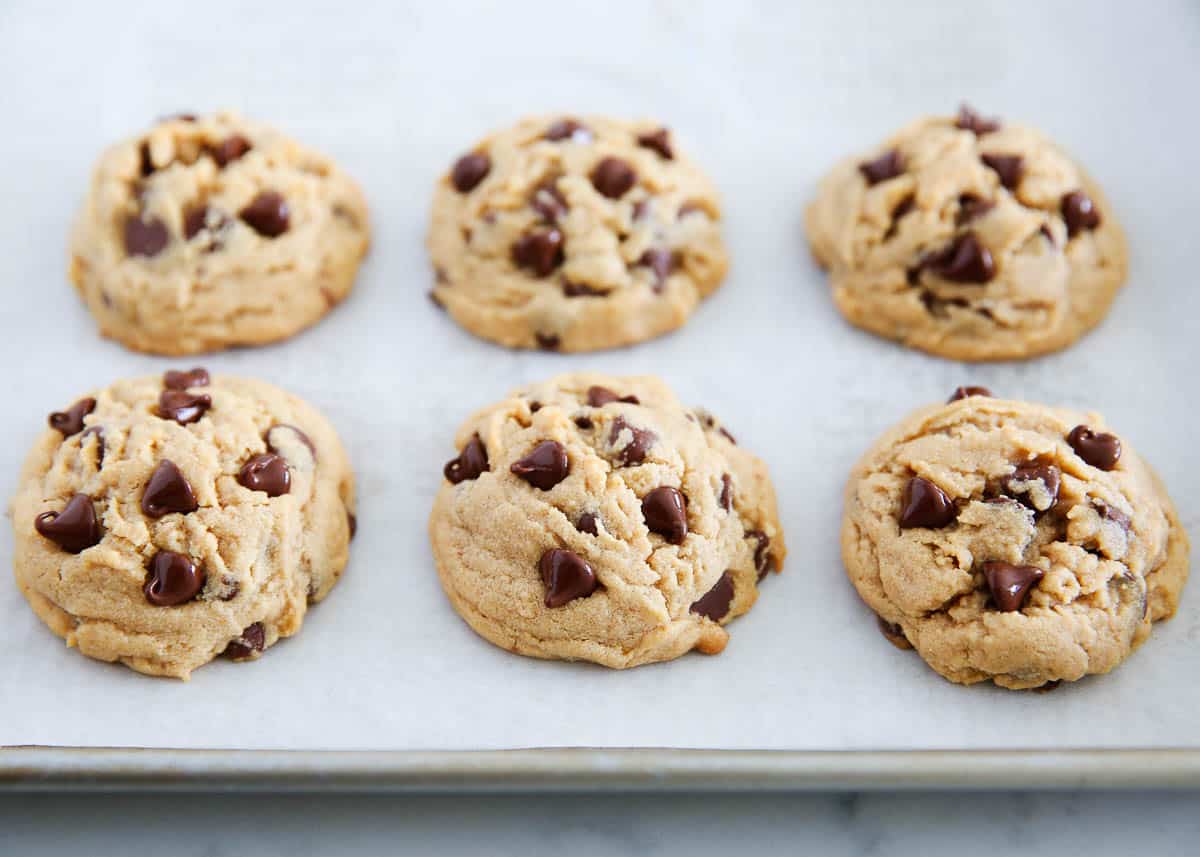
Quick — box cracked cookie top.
[806,106,1127,361]
[11,370,356,679]
[841,388,1188,689]
[70,111,370,355]
[427,116,728,352]
[428,373,784,668]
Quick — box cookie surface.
[11,370,355,679]
[428,116,728,352]
[70,112,370,354]
[806,107,1126,361]
[842,389,1188,689]
[429,374,784,667]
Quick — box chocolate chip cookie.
[842,388,1188,689]
[70,112,370,354]
[11,370,356,678]
[429,374,784,667]
[807,106,1127,361]
[428,116,728,351]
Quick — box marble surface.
[3,791,1199,854]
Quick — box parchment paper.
[1,0,1196,752]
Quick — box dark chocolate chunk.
[1004,463,1061,512]
[590,157,637,198]
[981,153,1023,190]
[1061,191,1101,238]
[1067,425,1121,470]
[636,128,673,159]
[859,149,904,185]
[690,570,734,621]
[955,105,1001,136]
[211,135,252,167]
[899,477,956,529]
[927,232,995,283]
[609,417,656,466]
[512,227,564,276]
[49,397,96,437]
[239,191,289,237]
[638,248,673,292]
[642,486,688,544]
[222,622,266,659]
[576,512,599,536]
[587,386,639,407]
[539,548,597,608]
[982,561,1044,612]
[163,367,210,390]
[158,390,212,425]
[141,460,198,518]
[444,433,489,483]
[238,453,291,497]
[451,152,491,193]
[124,215,169,257]
[34,494,102,553]
[144,551,206,607]
[510,440,569,490]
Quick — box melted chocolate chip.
[636,128,674,159]
[899,477,956,529]
[183,205,228,242]
[1095,500,1132,532]
[347,510,358,539]
[690,571,734,621]
[451,152,491,192]
[1061,191,1101,238]
[539,548,597,607]
[510,440,569,490]
[49,397,96,437]
[34,494,102,553]
[211,135,252,167]
[1004,463,1061,512]
[587,386,639,407]
[927,232,995,283]
[1067,425,1121,470]
[444,433,489,483]
[239,191,289,237]
[746,530,774,580]
[512,227,564,276]
[158,390,212,425]
[535,332,560,350]
[223,622,266,659]
[876,615,912,650]
[609,416,656,466]
[144,551,206,607]
[981,153,1024,190]
[81,426,105,467]
[956,193,994,226]
[885,194,916,239]
[590,157,637,198]
[544,119,592,143]
[163,367,210,390]
[576,512,600,536]
[719,473,733,511]
[141,460,198,518]
[638,248,673,292]
[238,453,291,497]
[573,416,593,430]
[982,561,1044,612]
[947,385,993,403]
[562,280,608,297]
[955,105,1001,136]
[138,141,155,177]
[642,486,688,544]
[124,215,169,257]
[859,149,904,185]
[531,181,568,222]
[266,424,316,461]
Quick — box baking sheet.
[1,0,1197,756]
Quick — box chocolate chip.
[718,427,737,445]
[211,135,252,167]
[142,460,198,518]
[223,622,265,659]
[587,386,638,407]
[81,426,105,467]
[1004,463,1061,512]
[1039,224,1056,247]
[609,416,656,466]
[719,473,733,511]
[899,477,957,529]
[885,194,916,239]
[981,153,1023,190]
[238,453,291,497]
[591,157,637,199]
[562,280,608,297]
[947,385,992,403]
[1095,500,1132,532]
[859,149,904,185]
[574,416,593,430]
[451,152,490,192]
[544,119,592,143]
[34,494,102,553]
[444,433,489,483]
[746,530,774,580]
[510,440,569,490]
[124,215,169,257]
[539,548,597,607]
[183,205,227,242]
[636,128,673,159]
[876,615,912,650]
[638,248,673,292]
[535,332,560,350]
[956,193,994,226]
[1034,680,1061,693]
[138,141,155,177]
[1067,425,1121,470]
[239,191,289,237]
[144,551,206,607]
[347,510,358,539]
[642,486,688,544]
[690,571,734,621]
[531,182,568,222]
[576,512,599,536]
[982,561,1044,612]
[632,199,651,221]
[926,232,995,283]
[955,105,1001,136]
[1061,191,1101,238]
[163,367,210,390]
[266,424,316,461]
[49,397,96,437]
[158,390,212,425]
[512,227,564,276]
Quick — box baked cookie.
[807,106,1126,361]
[429,374,784,667]
[70,111,370,354]
[11,369,356,679]
[842,387,1189,689]
[428,116,727,351]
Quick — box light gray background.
[2,0,1199,848]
